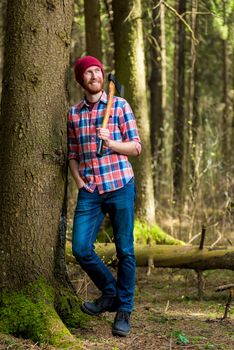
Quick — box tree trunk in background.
[172,0,186,202]
[67,1,87,224]
[188,0,198,193]
[112,0,156,224]
[190,66,200,192]
[221,0,228,168]
[102,0,114,69]
[84,0,102,60]
[0,0,73,293]
[68,1,86,106]
[232,49,234,165]
[149,1,167,200]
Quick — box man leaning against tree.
[67,56,141,337]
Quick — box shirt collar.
[78,90,108,111]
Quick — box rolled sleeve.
[118,101,141,145]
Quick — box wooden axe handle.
[96,80,115,157]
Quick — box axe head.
[108,73,124,98]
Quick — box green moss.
[0,279,82,349]
[97,219,185,245]
[56,289,90,329]
[134,220,185,245]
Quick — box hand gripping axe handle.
[96,73,124,158]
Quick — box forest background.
[0,0,233,349]
[67,0,234,244]
[0,0,233,242]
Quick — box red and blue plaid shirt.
[67,91,141,194]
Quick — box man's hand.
[97,128,112,147]
[76,178,85,189]
[69,159,85,189]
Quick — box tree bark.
[0,1,83,346]
[232,49,234,163]
[67,243,234,271]
[187,0,199,193]
[149,1,167,199]
[84,0,102,60]
[68,2,86,106]
[0,0,73,291]
[172,0,186,202]
[112,0,156,224]
[0,0,7,101]
[221,0,229,167]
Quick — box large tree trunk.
[67,244,234,271]
[172,0,186,202]
[0,0,72,291]
[84,0,102,60]
[0,1,83,347]
[0,0,7,101]
[112,0,156,224]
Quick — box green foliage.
[211,0,234,40]
[134,220,185,245]
[213,15,228,40]
[174,331,190,345]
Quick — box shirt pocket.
[108,116,122,141]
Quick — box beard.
[83,78,104,95]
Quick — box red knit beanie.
[74,56,104,86]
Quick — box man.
[68,56,141,337]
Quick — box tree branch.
[162,0,199,44]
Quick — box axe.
[96,73,124,158]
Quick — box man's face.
[82,65,104,94]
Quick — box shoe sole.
[80,304,100,316]
[112,328,130,337]
[80,303,117,316]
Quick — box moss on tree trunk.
[0,280,87,348]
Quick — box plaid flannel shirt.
[67,91,141,194]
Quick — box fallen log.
[66,243,234,270]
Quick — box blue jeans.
[72,178,136,313]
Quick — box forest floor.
[0,267,233,350]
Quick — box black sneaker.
[81,295,117,316]
[112,311,131,337]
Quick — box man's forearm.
[97,127,141,156]
[69,159,85,189]
[107,140,141,156]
